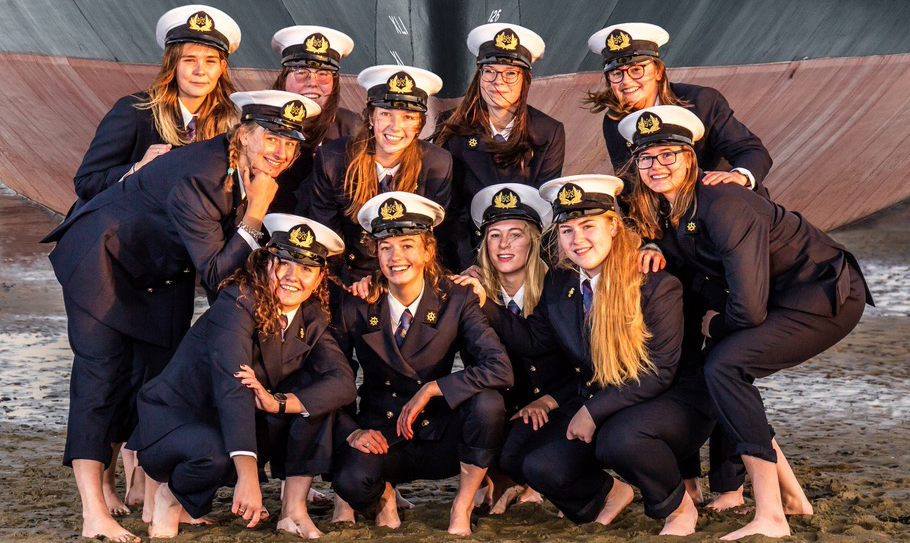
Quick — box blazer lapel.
[281,307,314,377]
[400,287,442,367]
[554,273,587,362]
[464,136,505,186]
[256,331,284,390]
[361,297,420,379]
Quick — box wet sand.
[0,186,907,541]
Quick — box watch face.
[273,392,287,400]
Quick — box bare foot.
[517,486,543,504]
[82,515,140,543]
[705,487,745,511]
[148,483,183,538]
[178,510,216,525]
[395,488,415,509]
[277,516,324,539]
[782,495,813,516]
[307,487,332,505]
[447,500,473,535]
[683,477,704,505]
[103,484,131,517]
[720,515,790,540]
[594,478,634,526]
[473,483,493,508]
[660,491,698,536]
[490,485,524,514]
[124,463,145,507]
[376,484,401,529]
[332,495,355,523]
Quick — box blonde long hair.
[364,232,445,304]
[626,147,699,240]
[582,59,688,120]
[137,42,238,146]
[342,105,426,219]
[551,212,653,387]
[477,220,547,316]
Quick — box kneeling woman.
[621,106,872,540]
[473,175,715,535]
[331,192,512,535]
[130,215,356,539]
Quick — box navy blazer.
[603,83,772,196]
[483,268,684,426]
[300,136,454,283]
[271,107,360,214]
[437,106,565,267]
[43,134,253,347]
[131,284,356,456]
[655,178,874,340]
[333,280,513,445]
[73,92,172,208]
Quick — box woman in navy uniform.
[434,23,565,269]
[621,105,873,540]
[468,175,716,535]
[131,214,355,539]
[330,192,512,535]
[72,5,240,211]
[585,23,771,200]
[41,90,318,542]
[301,65,455,285]
[269,25,360,213]
[465,183,554,511]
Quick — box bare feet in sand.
[376,483,401,529]
[448,499,473,535]
[277,516,324,539]
[148,483,183,538]
[518,486,543,504]
[307,487,332,505]
[705,486,745,511]
[103,482,130,516]
[490,484,524,514]
[683,477,704,505]
[660,491,698,536]
[178,510,216,525]
[594,478,634,526]
[332,495,355,523]
[73,459,140,542]
[82,514,140,543]
[720,514,790,541]
[395,488,415,509]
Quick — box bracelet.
[238,221,264,241]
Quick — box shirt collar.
[388,284,425,327]
[488,116,516,140]
[500,283,525,309]
[375,162,402,180]
[281,306,300,331]
[177,98,195,129]
[579,268,600,291]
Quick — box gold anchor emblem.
[606,30,631,52]
[289,225,314,248]
[493,190,518,209]
[187,12,213,32]
[494,30,518,51]
[304,34,329,54]
[637,114,661,135]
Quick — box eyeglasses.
[480,67,522,85]
[606,62,651,84]
[635,150,686,169]
[291,68,334,84]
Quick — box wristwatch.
[273,392,287,414]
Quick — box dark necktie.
[380,173,393,193]
[506,299,522,316]
[186,116,196,142]
[279,314,289,340]
[582,279,593,319]
[492,133,507,143]
[395,309,413,347]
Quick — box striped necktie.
[279,314,289,340]
[506,299,522,316]
[582,279,593,319]
[185,116,197,142]
[380,173,393,193]
[395,309,413,347]
[492,133,507,143]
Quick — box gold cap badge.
[282,100,307,123]
[387,73,414,94]
[493,190,519,209]
[304,34,330,54]
[606,30,631,52]
[494,30,519,51]
[379,199,406,221]
[289,225,315,248]
[187,12,214,32]
[558,184,583,206]
[637,113,661,135]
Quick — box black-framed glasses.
[480,67,522,85]
[636,149,685,169]
[606,62,651,84]
[292,67,333,84]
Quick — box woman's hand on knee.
[511,395,558,431]
[566,405,596,443]
[347,429,389,454]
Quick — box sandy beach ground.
[0,185,907,542]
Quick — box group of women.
[44,5,873,542]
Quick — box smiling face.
[284,67,335,108]
[270,257,324,312]
[371,107,422,165]
[479,63,524,113]
[174,42,226,105]
[557,214,618,276]
[637,144,692,205]
[377,235,432,290]
[608,60,661,110]
[239,125,300,178]
[485,219,532,277]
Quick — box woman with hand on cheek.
[467,175,716,535]
[130,214,355,539]
[621,105,873,540]
[330,192,512,535]
[269,25,359,212]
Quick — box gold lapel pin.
[298,327,306,340]
[369,316,379,327]
[426,311,437,323]
[468,137,478,148]
[568,287,575,298]
[686,221,697,232]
